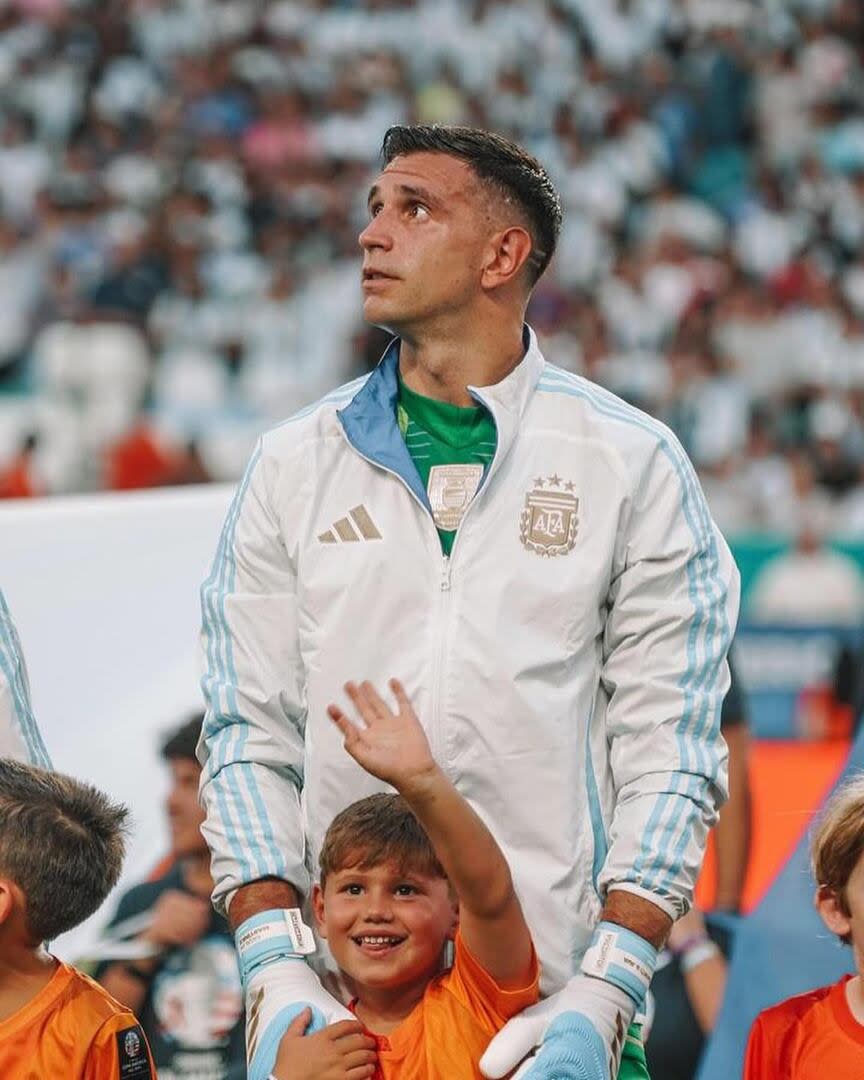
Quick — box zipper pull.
[441,557,451,591]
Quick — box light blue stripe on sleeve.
[537,370,730,892]
[201,380,366,889]
[201,444,273,882]
[0,591,51,768]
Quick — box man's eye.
[369,204,382,217]
[408,204,429,220]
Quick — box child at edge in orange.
[744,775,864,1078]
[271,678,540,1080]
[0,760,155,1079]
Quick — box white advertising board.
[0,483,234,959]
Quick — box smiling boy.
[270,678,539,1079]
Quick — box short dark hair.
[319,793,444,888]
[161,714,204,763]
[380,125,563,286]
[0,760,128,942]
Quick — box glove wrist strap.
[235,908,316,986]
[579,921,657,1008]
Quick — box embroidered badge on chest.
[427,464,484,531]
[520,474,579,557]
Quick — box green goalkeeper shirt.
[397,375,497,556]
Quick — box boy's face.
[817,848,864,968]
[313,858,457,1002]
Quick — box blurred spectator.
[750,521,864,625]
[95,715,244,1080]
[0,0,861,556]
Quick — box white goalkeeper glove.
[236,909,353,1080]
[480,922,657,1080]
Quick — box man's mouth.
[362,270,396,281]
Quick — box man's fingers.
[480,1017,543,1078]
[346,1066,377,1079]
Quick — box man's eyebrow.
[366,182,444,209]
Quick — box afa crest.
[520,474,579,557]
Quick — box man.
[96,717,245,1080]
[0,587,50,767]
[199,126,739,1080]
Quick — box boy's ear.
[311,883,327,940]
[815,884,852,940]
[0,879,15,927]
[447,898,459,941]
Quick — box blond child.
[744,775,864,1076]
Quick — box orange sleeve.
[743,1013,770,1080]
[445,930,540,1034]
[84,1015,155,1080]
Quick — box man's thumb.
[480,1015,542,1078]
[284,1006,313,1037]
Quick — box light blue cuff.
[235,909,313,987]
[580,922,658,1008]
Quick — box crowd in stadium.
[0,0,861,543]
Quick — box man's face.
[358,152,497,334]
[313,859,457,1002]
[165,757,207,859]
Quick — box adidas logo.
[318,505,382,543]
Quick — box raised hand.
[327,679,437,792]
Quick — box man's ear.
[815,884,852,940]
[311,882,328,940]
[480,226,534,292]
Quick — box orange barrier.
[696,739,850,913]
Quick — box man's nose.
[358,213,393,252]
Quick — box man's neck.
[397,315,526,406]
[0,941,57,1023]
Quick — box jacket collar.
[337,326,545,511]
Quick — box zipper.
[342,400,501,767]
[339,440,448,760]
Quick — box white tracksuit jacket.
[199,329,739,992]
[0,589,51,767]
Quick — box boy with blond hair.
[269,678,542,1079]
[744,775,864,1076]
[0,759,156,1078]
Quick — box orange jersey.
[352,931,540,1080]
[744,975,864,1079]
[0,960,154,1080]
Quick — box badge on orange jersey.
[115,1025,152,1078]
